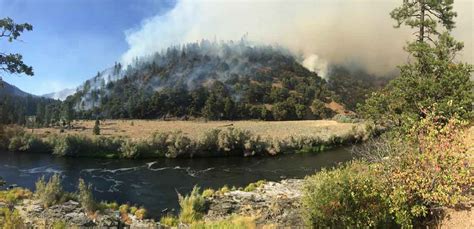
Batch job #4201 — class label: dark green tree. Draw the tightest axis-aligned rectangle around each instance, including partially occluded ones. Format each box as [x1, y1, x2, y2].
[0, 17, 33, 84]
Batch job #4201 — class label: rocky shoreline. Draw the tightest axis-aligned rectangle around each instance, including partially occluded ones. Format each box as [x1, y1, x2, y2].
[12, 199, 157, 228]
[204, 179, 305, 226]
[3, 179, 305, 228]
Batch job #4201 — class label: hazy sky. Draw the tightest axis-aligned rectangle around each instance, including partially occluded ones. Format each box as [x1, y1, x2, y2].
[0, 0, 175, 95]
[1, 0, 472, 95]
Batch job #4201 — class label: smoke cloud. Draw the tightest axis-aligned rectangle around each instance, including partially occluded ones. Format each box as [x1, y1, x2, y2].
[122, 0, 473, 76]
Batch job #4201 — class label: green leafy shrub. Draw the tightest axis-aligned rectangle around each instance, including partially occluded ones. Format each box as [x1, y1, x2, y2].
[217, 128, 253, 155]
[0, 188, 32, 205]
[302, 161, 393, 228]
[134, 207, 147, 220]
[332, 113, 361, 123]
[190, 215, 256, 229]
[166, 132, 194, 158]
[98, 201, 119, 211]
[119, 139, 141, 159]
[51, 135, 93, 157]
[197, 129, 221, 153]
[129, 206, 138, 215]
[201, 188, 215, 198]
[35, 174, 66, 207]
[119, 204, 129, 215]
[52, 221, 67, 229]
[160, 214, 179, 227]
[8, 134, 51, 153]
[178, 186, 207, 224]
[244, 180, 266, 192]
[380, 117, 472, 227]
[0, 208, 24, 229]
[148, 132, 170, 157]
[51, 135, 124, 157]
[0, 125, 25, 150]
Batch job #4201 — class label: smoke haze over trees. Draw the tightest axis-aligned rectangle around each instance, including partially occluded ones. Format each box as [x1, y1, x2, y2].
[122, 0, 473, 77]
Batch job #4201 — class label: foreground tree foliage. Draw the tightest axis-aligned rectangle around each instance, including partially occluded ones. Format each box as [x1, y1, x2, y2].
[0, 17, 33, 83]
[360, 0, 473, 129]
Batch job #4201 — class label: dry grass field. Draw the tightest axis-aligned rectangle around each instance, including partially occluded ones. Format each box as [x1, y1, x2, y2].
[34, 120, 363, 141]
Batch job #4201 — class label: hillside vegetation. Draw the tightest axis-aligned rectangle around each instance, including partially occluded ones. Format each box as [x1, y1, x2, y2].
[64, 41, 344, 121]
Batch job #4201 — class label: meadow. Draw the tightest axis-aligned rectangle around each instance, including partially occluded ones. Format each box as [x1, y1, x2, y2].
[35, 119, 363, 142]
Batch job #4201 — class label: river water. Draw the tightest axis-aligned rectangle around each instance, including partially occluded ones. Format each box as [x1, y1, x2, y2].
[0, 148, 352, 219]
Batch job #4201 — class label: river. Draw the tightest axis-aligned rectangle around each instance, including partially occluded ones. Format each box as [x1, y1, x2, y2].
[0, 148, 352, 219]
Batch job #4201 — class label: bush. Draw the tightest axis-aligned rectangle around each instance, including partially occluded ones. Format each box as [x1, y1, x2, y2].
[178, 186, 207, 224]
[35, 174, 66, 207]
[166, 132, 194, 158]
[190, 215, 256, 229]
[51, 135, 123, 157]
[0, 188, 32, 205]
[148, 132, 170, 157]
[98, 201, 119, 211]
[244, 180, 266, 192]
[78, 178, 96, 213]
[332, 113, 361, 123]
[160, 214, 179, 227]
[0, 208, 24, 228]
[119, 204, 129, 215]
[8, 134, 50, 153]
[0, 125, 25, 150]
[302, 161, 393, 228]
[134, 207, 147, 220]
[201, 188, 215, 198]
[52, 221, 67, 229]
[217, 128, 252, 155]
[197, 129, 221, 153]
[380, 116, 472, 227]
[119, 139, 141, 159]
[51, 135, 93, 157]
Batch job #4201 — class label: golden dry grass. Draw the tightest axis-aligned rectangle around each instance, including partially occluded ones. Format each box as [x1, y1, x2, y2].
[34, 120, 362, 141]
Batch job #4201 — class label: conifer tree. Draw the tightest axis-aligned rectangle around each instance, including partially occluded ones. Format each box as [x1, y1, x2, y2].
[360, 0, 473, 128]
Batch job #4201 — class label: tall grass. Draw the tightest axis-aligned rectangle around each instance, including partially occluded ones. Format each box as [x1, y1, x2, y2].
[178, 186, 207, 224]
[35, 174, 66, 207]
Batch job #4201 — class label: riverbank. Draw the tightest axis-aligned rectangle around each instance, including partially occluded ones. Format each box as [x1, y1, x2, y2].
[3, 176, 472, 228]
[1, 120, 373, 159]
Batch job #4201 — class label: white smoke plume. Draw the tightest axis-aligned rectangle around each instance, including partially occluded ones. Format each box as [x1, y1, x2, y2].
[122, 0, 473, 76]
[302, 54, 329, 78]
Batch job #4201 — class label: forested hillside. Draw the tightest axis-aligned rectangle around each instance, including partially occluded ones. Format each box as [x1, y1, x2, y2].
[1, 40, 392, 125]
[65, 41, 341, 121]
[0, 81, 60, 126]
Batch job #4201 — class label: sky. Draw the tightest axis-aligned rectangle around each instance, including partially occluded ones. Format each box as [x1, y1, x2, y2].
[1, 0, 472, 95]
[0, 0, 176, 95]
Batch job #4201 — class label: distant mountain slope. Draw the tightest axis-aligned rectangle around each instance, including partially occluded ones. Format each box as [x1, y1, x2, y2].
[42, 88, 76, 101]
[0, 80, 61, 125]
[65, 41, 339, 120]
[0, 81, 33, 97]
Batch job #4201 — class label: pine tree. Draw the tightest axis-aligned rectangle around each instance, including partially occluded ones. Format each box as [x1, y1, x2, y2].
[360, 0, 473, 128]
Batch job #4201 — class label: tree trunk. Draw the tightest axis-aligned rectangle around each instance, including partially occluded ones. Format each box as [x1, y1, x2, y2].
[419, 0, 425, 42]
